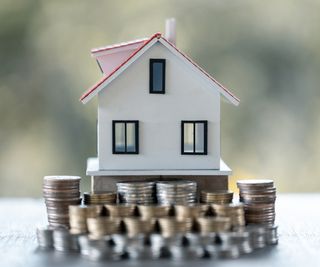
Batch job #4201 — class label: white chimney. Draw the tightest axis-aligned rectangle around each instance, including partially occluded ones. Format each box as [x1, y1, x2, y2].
[165, 18, 176, 45]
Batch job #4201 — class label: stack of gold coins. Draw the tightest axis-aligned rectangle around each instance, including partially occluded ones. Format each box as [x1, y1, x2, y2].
[137, 205, 171, 220]
[211, 203, 245, 228]
[174, 204, 209, 220]
[200, 190, 233, 204]
[196, 217, 231, 234]
[83, 191, 117, 205]
[87, 217, 121, 239]
[105, 204, 136, 218]
[69, 205, 102, 234]
[158, 218, 193, 237]
[43, 176, 81, 228]
[237, 179, 276, 225]
[123, 218, 156, 237]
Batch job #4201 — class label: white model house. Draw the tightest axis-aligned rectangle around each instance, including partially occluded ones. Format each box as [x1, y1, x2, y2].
[81, 20, 239, 191]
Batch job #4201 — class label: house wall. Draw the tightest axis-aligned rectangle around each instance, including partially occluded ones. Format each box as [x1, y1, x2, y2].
[97, 42, 221, 170]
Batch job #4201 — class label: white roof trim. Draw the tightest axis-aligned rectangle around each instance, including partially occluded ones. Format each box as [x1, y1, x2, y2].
[158, 38, 239, 106]
[82, 37, 239, 105]
[81, 38, 158, 104]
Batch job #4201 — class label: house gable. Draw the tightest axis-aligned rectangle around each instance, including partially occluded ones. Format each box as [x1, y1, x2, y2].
[80, 33, 239, 106]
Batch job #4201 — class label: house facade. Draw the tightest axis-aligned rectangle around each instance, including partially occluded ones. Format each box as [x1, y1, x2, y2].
[81, 22, 239, 191]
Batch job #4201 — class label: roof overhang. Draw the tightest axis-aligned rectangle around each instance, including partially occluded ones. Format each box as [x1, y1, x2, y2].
[80, 33, 240, 106]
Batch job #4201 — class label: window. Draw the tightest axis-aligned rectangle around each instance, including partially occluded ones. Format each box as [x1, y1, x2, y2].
[112, 121, 139, 154]
[181, 121, 208, 155]
[149, 59, 166, 94]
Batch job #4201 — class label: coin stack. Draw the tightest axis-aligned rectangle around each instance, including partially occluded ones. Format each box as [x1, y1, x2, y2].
[87, 217, 121, 239]
[117, 181, 156, 204]
[105, 204, 136, 218]
[43, 176, 81, 228]
[158, 218, 193, 237]
[123, 218, 156, 237]
[52, 228, 79, 252]
[212, 203, 245, 228]
[156, 180, 197, 205]
[196, 217, 231, 234]
[69, 205, 102, 234]
[83, 191, 117, 205]
[137, 205, 171, 219]
[36, 226, 54, 249]
[200, 190, 233, 204]
[237, 179, 276, 225]
[174, 204, 209, 220]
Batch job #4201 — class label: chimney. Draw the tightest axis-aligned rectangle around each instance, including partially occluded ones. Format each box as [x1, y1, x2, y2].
[165, 18, 176, 45]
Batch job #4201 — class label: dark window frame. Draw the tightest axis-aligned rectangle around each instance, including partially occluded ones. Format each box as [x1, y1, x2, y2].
[149, 58, 166, 94]
[181, 120, 208, 155]
[112, 120, 139, 154]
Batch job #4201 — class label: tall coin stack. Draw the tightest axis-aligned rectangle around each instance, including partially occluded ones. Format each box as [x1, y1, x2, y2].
[83, 192, 117, 205]
[200, 190, 233, 204]
[43, 176, 81, 228]
[156, 180, 197, 205]
[237, 179, 276, 225]
[117, 181, 156, 204]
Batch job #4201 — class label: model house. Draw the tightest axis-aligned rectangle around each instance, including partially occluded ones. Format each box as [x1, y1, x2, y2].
[80, 19, 239, 191]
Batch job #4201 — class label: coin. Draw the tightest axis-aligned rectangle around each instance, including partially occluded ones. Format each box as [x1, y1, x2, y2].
[196, 217, 231, 234]
[87, 217, 121, 239]
[158, 218, 193, 237]
[201, 190, 233, 204]
[117, 181, 156, 205]
[83, 191, 117, 205]
[123, 218, 156, 237]
[137, 205, 171, 219]
[43, 175, 81, 228]
[212, 203, 245, 228]
[174, 204, 209, 219]
[156, 180, 197, 205]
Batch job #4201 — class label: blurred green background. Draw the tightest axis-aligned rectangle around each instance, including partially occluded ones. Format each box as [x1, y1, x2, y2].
[1, 0, 319, 197]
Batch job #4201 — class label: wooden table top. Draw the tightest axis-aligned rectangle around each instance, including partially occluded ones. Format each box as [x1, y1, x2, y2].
[0, 194, 319, 267]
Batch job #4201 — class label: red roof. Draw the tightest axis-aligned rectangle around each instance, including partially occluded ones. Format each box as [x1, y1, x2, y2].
[91, 37, 149, 54]
[80, 32, 239, 104]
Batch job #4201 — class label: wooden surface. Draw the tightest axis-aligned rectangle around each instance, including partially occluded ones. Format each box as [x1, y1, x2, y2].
[0, 194, 319, 267]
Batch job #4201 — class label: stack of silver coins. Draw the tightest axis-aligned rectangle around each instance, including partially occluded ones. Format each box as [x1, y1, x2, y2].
[43, 176, 81, 227]
[36, 226, 54, 249]
[156, 180, 197, 205]
[117, 181, 156, 204]
[52, 228, 79, 252]
[237, 179, 276, 225]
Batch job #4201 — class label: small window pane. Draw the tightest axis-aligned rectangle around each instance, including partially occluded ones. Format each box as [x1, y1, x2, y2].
[115, 123, 125, 152]
[126, 122, 136, 152]
[152, 62, 163, 92]
[195, 123, 205, 153]
[184, 123, 194, 153]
